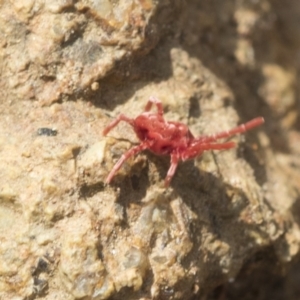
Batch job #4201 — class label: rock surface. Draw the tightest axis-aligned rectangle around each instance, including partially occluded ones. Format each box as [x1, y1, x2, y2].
[1, 0, 300, 299]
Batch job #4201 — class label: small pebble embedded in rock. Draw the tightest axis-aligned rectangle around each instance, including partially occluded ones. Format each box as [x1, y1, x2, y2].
[37, 128, 58, 136]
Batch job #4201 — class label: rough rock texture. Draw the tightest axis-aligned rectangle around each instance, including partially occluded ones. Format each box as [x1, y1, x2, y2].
[0, 0, 181, 105]
[1, 0, 300, 299]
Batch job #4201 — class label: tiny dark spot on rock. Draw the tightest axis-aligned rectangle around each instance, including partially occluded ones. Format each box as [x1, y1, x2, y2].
[72, 147, 81, 158]
[36, 257, 48, 272]
[37, 128, 58, 136]
[33, 277, 48, 295]
[131, 175, 140, 190]
[223, 97, 232, 107]
[162, 286, 174, 296]
[189, 96, 200, 118]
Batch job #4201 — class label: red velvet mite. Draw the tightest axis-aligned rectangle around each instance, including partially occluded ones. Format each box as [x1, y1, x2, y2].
[103, 97, 264, 186]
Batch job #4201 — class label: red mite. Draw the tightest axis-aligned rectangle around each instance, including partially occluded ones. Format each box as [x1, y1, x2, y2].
[103, 97, 264, 186]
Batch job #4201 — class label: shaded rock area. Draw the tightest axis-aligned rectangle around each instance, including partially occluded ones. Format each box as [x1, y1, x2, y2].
[0, 0, 300, 299]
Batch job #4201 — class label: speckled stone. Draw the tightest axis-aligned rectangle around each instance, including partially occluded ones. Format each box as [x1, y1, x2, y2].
[1, 0, 300, 299]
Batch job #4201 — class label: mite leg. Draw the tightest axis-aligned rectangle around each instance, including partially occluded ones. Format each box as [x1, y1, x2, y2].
[105, 142, 149, 184]
[200, 142, 236, 151]
[103, 114, 134, 136]
[144, 96, 164, 116]
[182, 142, 236, 160]
[164, 153, 180, 187]
[197, 117, 264, 143]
